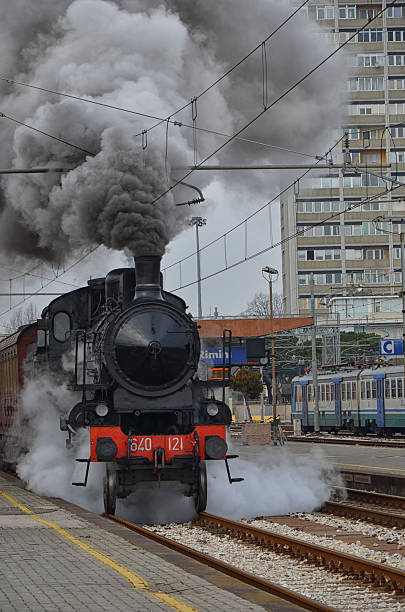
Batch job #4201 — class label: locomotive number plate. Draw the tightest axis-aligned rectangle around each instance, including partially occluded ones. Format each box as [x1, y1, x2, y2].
[167, 436, 183, 451]
[129, 436, 184, 453]
[129, 437, 152, 452]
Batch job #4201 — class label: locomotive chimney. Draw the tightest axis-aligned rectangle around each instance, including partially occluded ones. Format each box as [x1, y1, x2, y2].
[134, 255, 162, 300]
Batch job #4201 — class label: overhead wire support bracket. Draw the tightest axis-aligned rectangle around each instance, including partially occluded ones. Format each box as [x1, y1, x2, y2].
[175, 181, 205, 207]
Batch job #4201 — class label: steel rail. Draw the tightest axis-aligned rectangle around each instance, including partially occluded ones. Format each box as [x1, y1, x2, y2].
[345, 488, 405, 511]
[104, 513, 337, 612]
[287, 435, 405, 448]
[197, 512, 405, 594]
[321, 499, 405, 528]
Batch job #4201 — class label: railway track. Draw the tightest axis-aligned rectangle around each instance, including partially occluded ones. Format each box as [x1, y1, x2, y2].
[105, 513, 337, 612]
[321, 489, 405, 528]
[286, 435, 405, 448]
[196, 512, 405, 595]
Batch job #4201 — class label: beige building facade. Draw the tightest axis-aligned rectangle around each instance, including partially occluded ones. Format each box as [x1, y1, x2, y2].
[282, 1, 405, 319]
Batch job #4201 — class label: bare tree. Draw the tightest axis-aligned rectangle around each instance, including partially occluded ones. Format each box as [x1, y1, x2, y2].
[241, 292, 284, 317]
[3, 304, 38, 334]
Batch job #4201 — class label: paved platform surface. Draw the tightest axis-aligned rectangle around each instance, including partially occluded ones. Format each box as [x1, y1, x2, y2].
[0, 474, 304, 611]
[235, 439, 405, 476]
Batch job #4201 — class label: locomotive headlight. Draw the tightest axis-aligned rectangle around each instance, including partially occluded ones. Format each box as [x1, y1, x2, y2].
[95, 403, 109, 417]
[206, 403, 219, 417]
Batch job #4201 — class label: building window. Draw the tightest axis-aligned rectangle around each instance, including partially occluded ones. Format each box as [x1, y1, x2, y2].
[359, 8, 377, 20]
[298, 248, 340, 261]
[394, 270, 402, 283]
[348, 77, 384, 91]
[391, 151, 405, 163]
[388, 7, 405, 17]
[298, 272, 342, 286]
[346, 249, 363, 260]
[366, 249, 384, 260]
[296, 200, 339, 213]
[389, 78, 405, 90]
[394, 247, 402, 259]
[389, 55, 405, 66]
[343, 175, 361, 188]
[348, 103, 384, 116]
[390, 127, 405, 138]
[298, 224, 340, 238]
[357, 29, 383, 43]
[388, 30, 405, 42]
[339, 5, 355, 19]
[316, 5, 334, 19]
[345, 128, 360, 140]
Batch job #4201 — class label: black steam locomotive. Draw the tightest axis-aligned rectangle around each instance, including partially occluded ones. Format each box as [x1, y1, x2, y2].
[38, 255, 240, 514]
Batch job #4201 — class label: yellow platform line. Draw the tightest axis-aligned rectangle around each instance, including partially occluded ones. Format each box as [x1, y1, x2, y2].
[333, 462, 405, 473]
[0, 491, 198, 612]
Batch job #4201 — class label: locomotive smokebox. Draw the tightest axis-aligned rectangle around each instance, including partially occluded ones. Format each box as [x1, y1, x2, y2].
[134, 255, 162, 300]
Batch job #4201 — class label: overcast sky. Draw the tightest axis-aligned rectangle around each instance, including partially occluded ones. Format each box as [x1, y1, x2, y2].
[0, 0, 347, 331]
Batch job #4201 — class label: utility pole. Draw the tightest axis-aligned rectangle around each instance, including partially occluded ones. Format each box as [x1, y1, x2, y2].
[310, 272, 320, 433]
[375, 215, 405, 376]
[262, 266, 283, 445]
[190, 216, 206, 318]
[401, 232, 405, 382]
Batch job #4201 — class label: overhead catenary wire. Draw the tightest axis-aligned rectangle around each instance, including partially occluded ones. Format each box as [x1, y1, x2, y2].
[147, 0, 400, 208]
[0, 111, 95, 157]
[0, 245, 99, 325]
[166, 182, 405, 294]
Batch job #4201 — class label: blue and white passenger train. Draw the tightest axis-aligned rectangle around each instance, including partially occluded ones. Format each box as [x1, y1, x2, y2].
[292, 365, 405, 435]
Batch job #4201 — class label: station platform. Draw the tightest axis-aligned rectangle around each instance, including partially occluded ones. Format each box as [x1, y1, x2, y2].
[0, 473, 303, 612]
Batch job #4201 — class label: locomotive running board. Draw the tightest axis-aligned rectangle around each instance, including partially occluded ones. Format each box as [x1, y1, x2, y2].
[72, 458, 91, 487]
[224, 454, 244, 484]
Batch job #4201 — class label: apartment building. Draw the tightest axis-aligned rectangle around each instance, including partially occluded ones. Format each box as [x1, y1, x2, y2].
[281, 1, 405, 317]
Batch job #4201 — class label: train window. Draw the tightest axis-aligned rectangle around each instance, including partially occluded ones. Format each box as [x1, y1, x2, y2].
[53, 312, 71, 342]
[398, 378, 403, 399]
[385, 379, 390, 399]
[321, 384, 326, 401]
[372, 380, 376, 399]
[352, 382, 356, 398]
[366, 381, 371, 399]
[37, 329, 46, 348]
[308, 385, 312, 401]
[391, 378, 397, 399]
[348, 383, 352, 401]
[361, 381, 365, 399]
[331, 385, 335, 400]
[326, 385, 330, 401]
[342, 384, 346, 401]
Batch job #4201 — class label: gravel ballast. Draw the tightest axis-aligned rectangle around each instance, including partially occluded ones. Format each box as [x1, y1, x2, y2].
[144, 522, 405, 611]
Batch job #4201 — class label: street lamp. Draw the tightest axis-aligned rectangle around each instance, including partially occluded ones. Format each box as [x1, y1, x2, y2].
[262, 266, 281, 444]
[190, 216, 207, 318]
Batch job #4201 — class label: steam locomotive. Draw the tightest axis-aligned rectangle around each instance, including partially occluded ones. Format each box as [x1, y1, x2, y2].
[34, 254, 240, 514]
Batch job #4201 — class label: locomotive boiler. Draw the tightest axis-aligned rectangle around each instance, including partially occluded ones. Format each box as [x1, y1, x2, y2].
[45, 255, 241, 514]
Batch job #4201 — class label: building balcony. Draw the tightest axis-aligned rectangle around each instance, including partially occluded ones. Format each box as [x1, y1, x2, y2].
[297, 236, 341, 246]
[347, 90, 389, 101]
[344, 234, 389, 244]
[344, 114, 385, 125]
[345, 259, 389, 269]
[298, 260, 342, 270]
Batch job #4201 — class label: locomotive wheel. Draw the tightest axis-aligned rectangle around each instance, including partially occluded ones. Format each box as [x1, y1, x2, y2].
[195, 460, 207, 513]
[103, 463, 117, 515]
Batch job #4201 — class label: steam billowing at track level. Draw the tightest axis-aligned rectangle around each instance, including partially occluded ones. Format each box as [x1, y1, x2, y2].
[0, 0, 345, 265]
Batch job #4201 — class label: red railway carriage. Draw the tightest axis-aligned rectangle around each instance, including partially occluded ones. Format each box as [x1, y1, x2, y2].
[0, 324, 37, 465]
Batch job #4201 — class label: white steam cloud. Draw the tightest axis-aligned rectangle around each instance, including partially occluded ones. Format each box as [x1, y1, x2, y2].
[16, 374, 340, 523]
[0, 0, 346, 264]
[17, 375, 104, 513]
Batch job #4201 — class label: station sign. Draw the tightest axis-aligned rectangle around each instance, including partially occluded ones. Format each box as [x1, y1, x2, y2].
[200, 347, 248, 364]
[379, 339, 404, 356]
